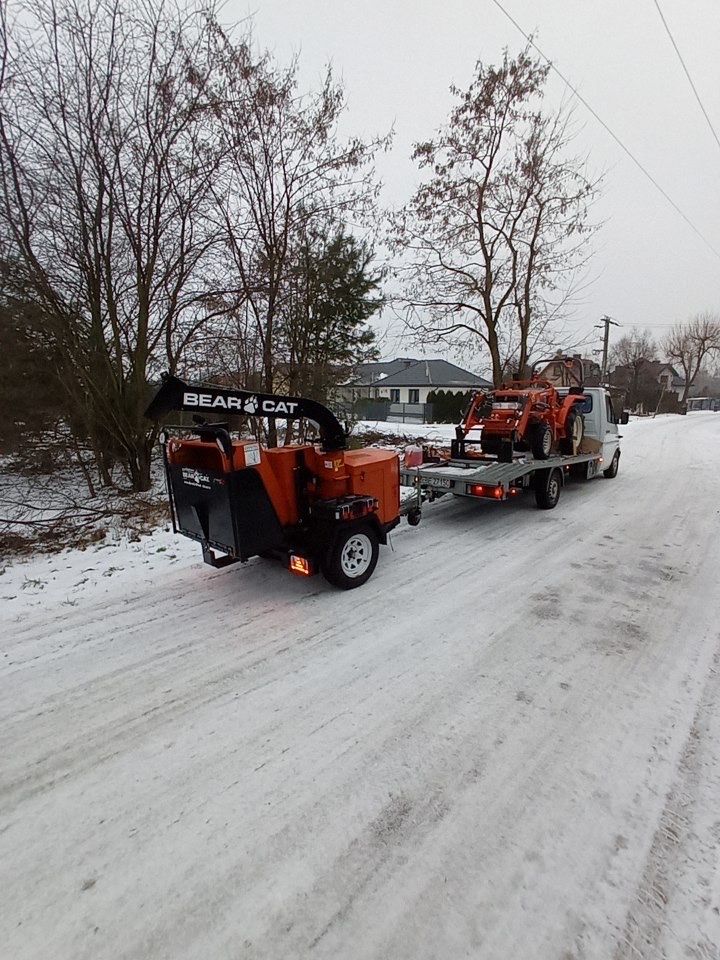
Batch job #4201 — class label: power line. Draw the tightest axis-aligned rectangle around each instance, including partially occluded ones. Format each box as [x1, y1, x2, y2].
[652, 0, 720, 155]
[487, 0, 720, 263]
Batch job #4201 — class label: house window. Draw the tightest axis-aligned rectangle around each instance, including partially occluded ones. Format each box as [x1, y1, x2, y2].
[390, 389, 400, 403]
[408, 389, 420, 404]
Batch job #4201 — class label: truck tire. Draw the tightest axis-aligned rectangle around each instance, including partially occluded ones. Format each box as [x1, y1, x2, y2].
[535, 467, 562, 509]
[531, 423, 553, 460]
[603, 450, 620, 478]
[321, 523, 379, 589]
[560, 410, 584, 455]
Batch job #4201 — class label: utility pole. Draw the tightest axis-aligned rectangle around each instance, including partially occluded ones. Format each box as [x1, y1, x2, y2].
[596, 316, 620, 381]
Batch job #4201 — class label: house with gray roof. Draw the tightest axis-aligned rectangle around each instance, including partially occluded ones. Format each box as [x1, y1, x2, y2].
[338, 358, 491, 405]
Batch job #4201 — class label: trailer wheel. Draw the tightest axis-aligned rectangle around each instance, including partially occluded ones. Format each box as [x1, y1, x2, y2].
[322, 524, 379, 589]
[407, 508, 422, 527]
[531, 423, 553, 460]
[603, 450, 620, 478]
[535, 467, 562, 509]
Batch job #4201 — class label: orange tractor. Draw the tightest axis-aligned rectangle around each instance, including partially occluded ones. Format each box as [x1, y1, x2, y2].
[453, 357, 588, 462]
[145, 375, 402, 589]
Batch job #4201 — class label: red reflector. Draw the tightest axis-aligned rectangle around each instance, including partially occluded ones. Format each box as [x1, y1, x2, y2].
[470, 484, 505, 499]
[289, 555, 312, 576]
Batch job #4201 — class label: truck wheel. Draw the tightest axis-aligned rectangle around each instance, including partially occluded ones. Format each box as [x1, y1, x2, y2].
[531, 423, 553, 460]
[321, 524, 379, 589]
[535, 468, 562, 509]
[603, 451, 620, 478]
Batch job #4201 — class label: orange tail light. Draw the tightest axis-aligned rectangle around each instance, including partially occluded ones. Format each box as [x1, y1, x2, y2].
[289, 555, 313, 576]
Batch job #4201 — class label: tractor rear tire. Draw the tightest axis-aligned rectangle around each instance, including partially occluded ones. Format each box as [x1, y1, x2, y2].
[560, 409, 584, 455]
[535, 467, 562, 509]
[321, 523, 379, 590]
[531, 423, 553, 460]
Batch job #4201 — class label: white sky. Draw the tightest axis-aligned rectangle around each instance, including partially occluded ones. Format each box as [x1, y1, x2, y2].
[238, 0, 720, 369]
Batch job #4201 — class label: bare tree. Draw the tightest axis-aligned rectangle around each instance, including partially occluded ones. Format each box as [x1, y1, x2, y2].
[609, 327, 658, 410]
[609, 327, 657, 368]
[0, 0, 228, 490]
[663, 312, 720, 403]
[391, 46, 599, 386]
[208, 40, 389, 443]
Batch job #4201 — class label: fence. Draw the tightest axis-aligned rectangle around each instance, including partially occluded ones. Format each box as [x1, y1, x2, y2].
[387, 402, 434, 424]
[336, 398, 435, 424]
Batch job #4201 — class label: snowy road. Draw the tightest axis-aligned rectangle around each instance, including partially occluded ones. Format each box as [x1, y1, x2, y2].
[2, 414, 720, 960]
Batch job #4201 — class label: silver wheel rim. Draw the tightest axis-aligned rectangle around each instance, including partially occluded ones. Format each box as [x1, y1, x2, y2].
[340, 533, 372, 578]
[542, 430, 552, 455]
[548, 477, 559, 500]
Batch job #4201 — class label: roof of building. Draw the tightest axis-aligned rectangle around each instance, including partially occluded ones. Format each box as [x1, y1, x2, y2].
[343, 358, 420, 386]
[382, 359, 491, 388]
[611, 358, 685, 385]
[344, 358, 491, 389]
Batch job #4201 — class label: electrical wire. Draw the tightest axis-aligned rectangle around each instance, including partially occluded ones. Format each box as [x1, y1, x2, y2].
[487, 0, 720, 262]
[652, 0, 720, 155]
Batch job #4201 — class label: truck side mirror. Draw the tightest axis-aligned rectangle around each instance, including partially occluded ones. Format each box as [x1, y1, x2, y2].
[620, 410, 630, 425]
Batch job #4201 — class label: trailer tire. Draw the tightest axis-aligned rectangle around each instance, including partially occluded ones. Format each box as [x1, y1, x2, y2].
[535, 467, 562, 509]
[407, 509, 422, 527]
[531, 423, 553, 460]
[603, 450, 620, 478]
[321, 523, 379, 589]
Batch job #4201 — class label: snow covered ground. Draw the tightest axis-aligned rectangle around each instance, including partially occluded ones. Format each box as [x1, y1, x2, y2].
[2, 412, 720, 960]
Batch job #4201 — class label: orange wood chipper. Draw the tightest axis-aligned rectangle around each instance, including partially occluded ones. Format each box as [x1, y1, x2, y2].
[145, 375, 402, 588]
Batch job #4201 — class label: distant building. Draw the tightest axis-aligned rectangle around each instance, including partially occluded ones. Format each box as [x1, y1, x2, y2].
[337, 358, 491, 405]
[610, 358, 686, 412]
[535, 354, 602, 386]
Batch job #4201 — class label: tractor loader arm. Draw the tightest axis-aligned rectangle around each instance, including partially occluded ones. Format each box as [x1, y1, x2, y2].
[145, 374, 347, 452]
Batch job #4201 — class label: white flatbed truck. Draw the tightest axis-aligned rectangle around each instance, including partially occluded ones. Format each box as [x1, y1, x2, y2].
[400, 386, 625, 520]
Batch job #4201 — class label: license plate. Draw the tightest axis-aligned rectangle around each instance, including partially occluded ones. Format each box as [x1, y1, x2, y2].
[427, 476, 452, 489]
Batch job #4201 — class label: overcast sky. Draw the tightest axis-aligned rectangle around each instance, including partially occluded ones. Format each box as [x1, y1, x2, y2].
[237, 0, 719, 368]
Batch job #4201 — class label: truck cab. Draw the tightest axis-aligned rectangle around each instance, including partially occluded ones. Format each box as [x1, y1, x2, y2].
[560, 386, 624, 477]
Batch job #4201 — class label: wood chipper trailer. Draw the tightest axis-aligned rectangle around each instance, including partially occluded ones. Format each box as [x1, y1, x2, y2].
[145, 375, 404, 589]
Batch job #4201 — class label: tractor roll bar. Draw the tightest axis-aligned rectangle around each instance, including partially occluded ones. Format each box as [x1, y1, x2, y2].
[144, 374, 347, 452]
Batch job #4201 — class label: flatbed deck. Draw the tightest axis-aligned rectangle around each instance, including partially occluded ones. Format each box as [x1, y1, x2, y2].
[400, 450, 602, 502]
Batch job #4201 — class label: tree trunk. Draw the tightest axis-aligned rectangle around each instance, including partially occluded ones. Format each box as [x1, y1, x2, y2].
[487, 326, 504, 386]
